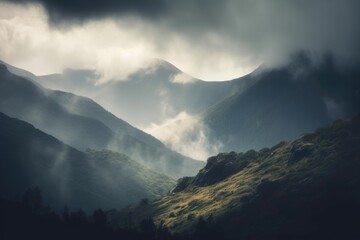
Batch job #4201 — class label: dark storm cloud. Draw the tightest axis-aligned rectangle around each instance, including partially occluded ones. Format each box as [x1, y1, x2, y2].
[1, 0, 360, 75]
[1, 0, 168, 23]
[1, 0, 227, 24]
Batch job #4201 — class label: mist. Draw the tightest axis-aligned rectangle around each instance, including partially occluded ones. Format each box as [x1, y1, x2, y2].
[0, 2, 360, 238]
[145, 112, 222, 160]
[1, 0, 360, 168]
[2, 0, 359, 83]
[0, 2, 255, 82]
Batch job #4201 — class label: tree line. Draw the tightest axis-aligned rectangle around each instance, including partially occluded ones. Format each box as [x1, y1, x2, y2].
[0, 187, 227, 240]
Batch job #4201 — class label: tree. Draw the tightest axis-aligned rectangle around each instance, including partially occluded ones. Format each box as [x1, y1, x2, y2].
[21, 186, 43, 213]
[63, 205, 70, 222]
[191, 216, 227, 240]
[140, 218, 156, 239]
[93, 209, 107, 228]
[69, 209, 87, 226]
[139, 198, 150, 206]
[156, 223, 172, 240]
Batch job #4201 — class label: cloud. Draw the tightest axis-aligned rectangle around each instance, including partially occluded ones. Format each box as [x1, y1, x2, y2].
[0, 3, 158, 80]
[0, 0, 360, 81]
[144, 112, 222, 160]
[170, 73, 195, 84]
[3, 0, 167, 24]
[323, 96, 346, 120]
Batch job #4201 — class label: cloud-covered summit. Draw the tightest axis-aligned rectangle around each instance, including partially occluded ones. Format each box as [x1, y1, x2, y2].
[0, 0, 359, 81]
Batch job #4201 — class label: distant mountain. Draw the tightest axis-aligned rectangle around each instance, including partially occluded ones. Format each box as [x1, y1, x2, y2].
[0, 112, 175, 212]
[204, 54, 360, 152]
[35, 60, 247, 126]
[0, 60, 38, 83]
[0, 64, 204, 178]
[113, 114, 360, 239]
[33, 56, 360, 157]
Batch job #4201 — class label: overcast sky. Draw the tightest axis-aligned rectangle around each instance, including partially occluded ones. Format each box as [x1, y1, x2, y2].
[0, 0, 359, 81]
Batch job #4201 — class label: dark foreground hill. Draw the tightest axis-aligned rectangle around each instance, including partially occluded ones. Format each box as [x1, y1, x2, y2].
[114, 114, 360, 240]
[0, 112, 175, 212]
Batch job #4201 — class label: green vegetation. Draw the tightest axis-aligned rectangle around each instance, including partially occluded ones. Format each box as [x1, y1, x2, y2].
[113, 115, 360, 239]
[1, 187, 229, 240]
[85, 149, 175, 199]
[0, 112, 175, 212]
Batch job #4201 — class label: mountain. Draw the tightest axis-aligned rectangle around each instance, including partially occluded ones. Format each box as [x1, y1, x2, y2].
[0, 60, 39, 83]
[0, 112, 175, 212]
[35, 60, 246, 126]
[0, 64, 204, 178]
[204, 54, 360, 152]
[34, 56, 360, 157]
[112, 114, 360, 239]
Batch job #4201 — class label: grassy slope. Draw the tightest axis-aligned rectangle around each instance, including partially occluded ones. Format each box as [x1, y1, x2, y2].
[0, 113, 176, 212]
[85, 149, 175, 199]
[114, 115, 360, 238]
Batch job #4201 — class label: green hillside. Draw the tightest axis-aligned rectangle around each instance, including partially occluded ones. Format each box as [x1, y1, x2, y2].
[113, 114, 360, 239]
[0, 112, 175, 212]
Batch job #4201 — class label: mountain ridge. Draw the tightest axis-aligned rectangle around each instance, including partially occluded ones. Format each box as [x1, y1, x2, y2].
[111, 114, 360, 239]
[0, 63, 204, 178]
[203, 54, 360, 152]
[0, 111, 176, 212]
[32, 59, 246, 126]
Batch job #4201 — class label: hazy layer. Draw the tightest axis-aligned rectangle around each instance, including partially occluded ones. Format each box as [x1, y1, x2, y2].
[2, 0, 359, 82]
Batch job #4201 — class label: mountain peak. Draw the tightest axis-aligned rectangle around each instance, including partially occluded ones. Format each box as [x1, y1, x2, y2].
[150, 58, 183, 73]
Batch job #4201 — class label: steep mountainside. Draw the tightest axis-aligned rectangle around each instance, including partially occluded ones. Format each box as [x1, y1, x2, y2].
[0, 112, 175, 212]
[34, 56, 360, 157]
[204, 55, 360, 152]
[113, 114, 360, 239]
[0, 64, 204, 178]
[35, 60, 247, 126]
[0, 60, 39, 83]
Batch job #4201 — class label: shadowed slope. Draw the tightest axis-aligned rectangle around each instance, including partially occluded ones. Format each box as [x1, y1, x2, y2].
[0, 112, 175, 212]
[114, 114, 360, 239]
[0, 64, 204, 178]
